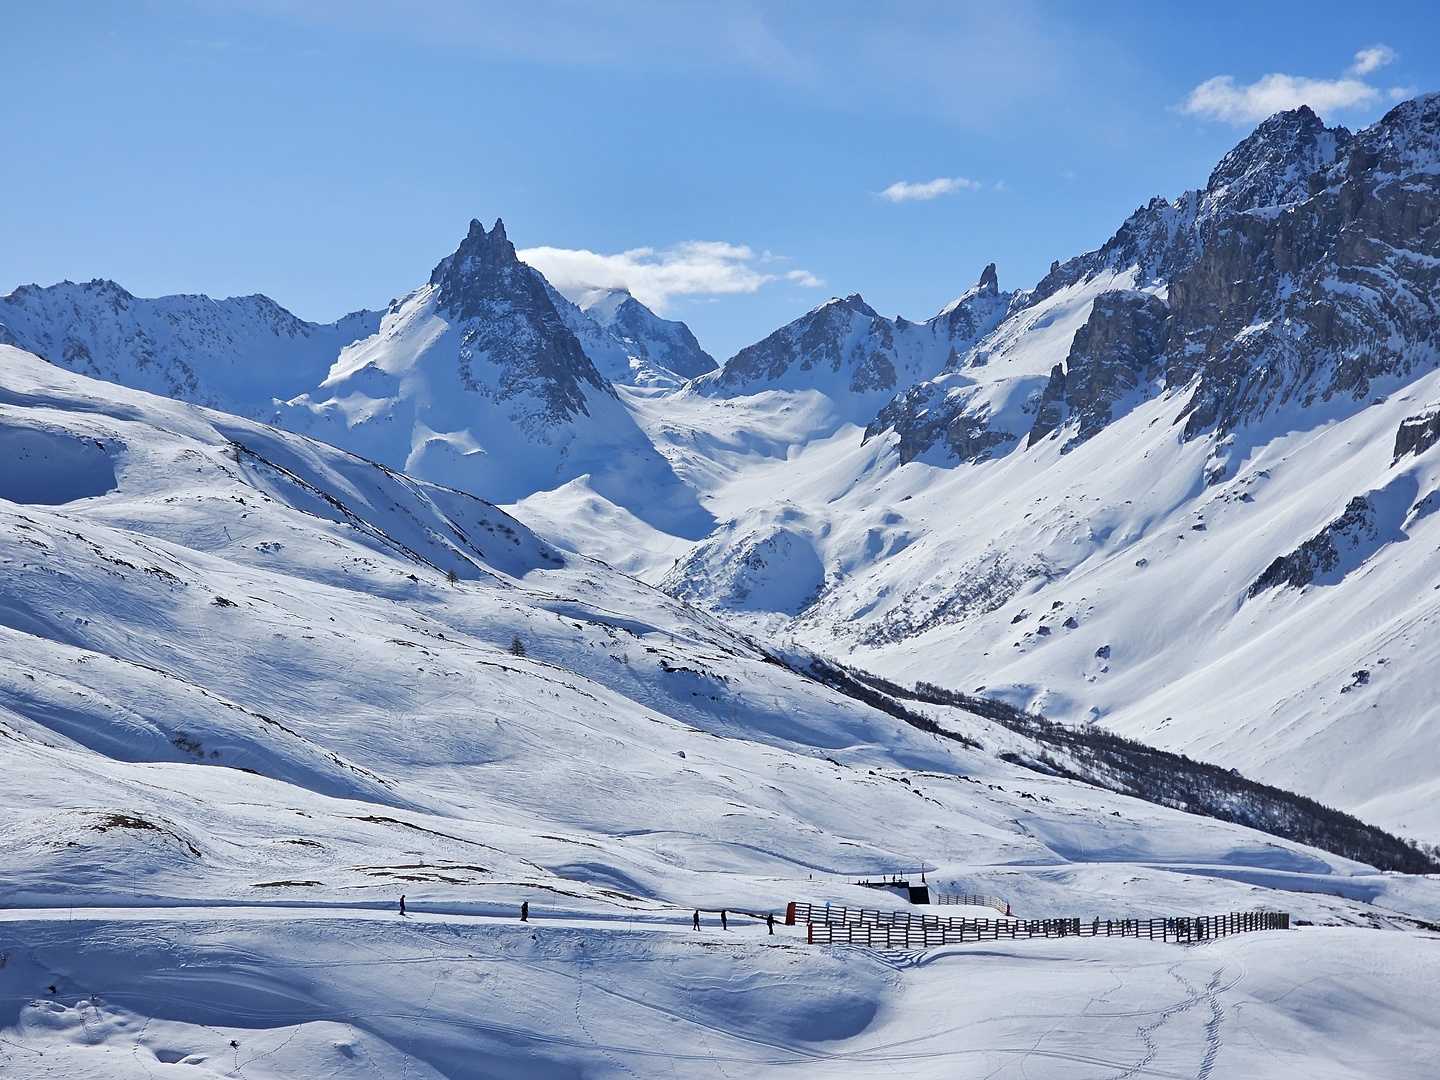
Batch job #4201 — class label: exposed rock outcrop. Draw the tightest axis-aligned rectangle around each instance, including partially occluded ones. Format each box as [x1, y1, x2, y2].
[871, 95, 1440, 462]
[1248, 496, 1376, 595]
[429, 218, 612, 427]
[1026, 290, 1170, 449]
[1394, 407, 1440, 461]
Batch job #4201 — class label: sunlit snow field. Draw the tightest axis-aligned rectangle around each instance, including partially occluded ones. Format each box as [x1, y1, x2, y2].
[2, 346, 1439, 1077]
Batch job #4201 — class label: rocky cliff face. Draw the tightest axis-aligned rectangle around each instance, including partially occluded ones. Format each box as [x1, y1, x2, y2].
[1395, 406, 1440, 461]
[426, 218, 613, 430]
[1026, 290, 1170, 450]
[871, 96, 1440, 464]
[1027, 106, 1349, 306]
[1169, 95, 1440, 440]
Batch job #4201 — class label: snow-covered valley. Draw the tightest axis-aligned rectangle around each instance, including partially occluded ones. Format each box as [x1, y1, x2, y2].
[5, 92, 1440, 1077]
[2, 340, 1440, 1075]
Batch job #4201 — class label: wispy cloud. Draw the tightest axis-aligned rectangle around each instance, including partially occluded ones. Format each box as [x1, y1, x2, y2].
[1182, 46, 1401, 125]
[1348, 45, 1397, 77]
[517, 241, 822, 315]
[876, 176, 982, 203]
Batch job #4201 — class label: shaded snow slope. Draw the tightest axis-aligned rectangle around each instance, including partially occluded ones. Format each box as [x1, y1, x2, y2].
[552, 283, 718, 385]
[5, 917, 1440, 1079]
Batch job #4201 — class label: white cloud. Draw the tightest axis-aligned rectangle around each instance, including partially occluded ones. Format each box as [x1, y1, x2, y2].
[517, 241, 822, 315]
[876, 176, 981, 203]
[1181, 46, 1400, 124]
[1349, 45, 1397, 77]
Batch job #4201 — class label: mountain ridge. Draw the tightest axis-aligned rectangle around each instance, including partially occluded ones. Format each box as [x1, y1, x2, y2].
[6, 93, 1440, 846]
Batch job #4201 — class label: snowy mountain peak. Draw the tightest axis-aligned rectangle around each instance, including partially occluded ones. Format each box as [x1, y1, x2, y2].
[563, 285, 630, 322]
[1331, 90, 1440, 184]
[0, 278, 379, 419]
[937, 264, 1005, 319]
[280, 219, 713, 533]
[553, 284, 718, 383]
[1205, 104, 1349, 215]
[427, 216, 543, 323]
[833, 293, 880, 317]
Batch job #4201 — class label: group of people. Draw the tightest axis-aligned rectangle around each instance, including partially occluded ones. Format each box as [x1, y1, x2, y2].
[693, 909, 776, 934]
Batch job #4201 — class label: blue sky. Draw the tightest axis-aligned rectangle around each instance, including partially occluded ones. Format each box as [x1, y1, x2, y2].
[5, 1, 1437, 360]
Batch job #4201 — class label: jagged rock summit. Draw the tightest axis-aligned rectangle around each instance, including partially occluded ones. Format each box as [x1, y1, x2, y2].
[0, 218, 718, 528]
[421, 215, 611, 429]
[869, 94, 1440, 466]
[695, 267, 1012, 435]
[281, 218, 712, 528]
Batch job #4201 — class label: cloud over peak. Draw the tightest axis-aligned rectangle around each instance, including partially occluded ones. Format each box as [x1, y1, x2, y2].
[517, 241, 821, 315]
[1349, 45, 1397, 78]
[1182, 46, 1401, 125]
[876, 176, 981, 203]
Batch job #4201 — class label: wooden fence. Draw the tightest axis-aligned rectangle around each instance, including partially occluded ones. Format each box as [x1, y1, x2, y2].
[787, 901, 1011, 929]
[934, 892, 1010, 915]
[804, 910, 1289, 948]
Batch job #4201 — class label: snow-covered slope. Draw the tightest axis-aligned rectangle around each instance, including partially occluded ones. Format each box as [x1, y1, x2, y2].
[3, 344, 1440, 1077]
[626, 94, 1440, 846]
[550, 283, 718, 386]
[7, 96, 1440, 860]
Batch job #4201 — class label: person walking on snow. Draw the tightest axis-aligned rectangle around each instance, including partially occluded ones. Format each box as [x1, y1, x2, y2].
[521, 901, 529, 922]
[721, 909, 728, 931]
[767, 912, 775, 935]
[399, 895, 406, 916]
[693, 910, 700, 930]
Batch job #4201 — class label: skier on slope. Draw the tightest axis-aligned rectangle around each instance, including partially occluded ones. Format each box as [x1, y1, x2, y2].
[399, 894, 406, 916]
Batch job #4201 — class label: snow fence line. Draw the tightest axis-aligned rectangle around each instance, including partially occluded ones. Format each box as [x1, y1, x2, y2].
[786, 899, 1010, 927]
[933, 892, 1010, 914]
[800, 910, 1290, 948]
